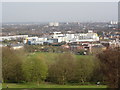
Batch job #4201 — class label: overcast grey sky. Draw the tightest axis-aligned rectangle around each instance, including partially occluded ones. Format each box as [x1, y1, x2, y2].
[2, 2, 118, 22]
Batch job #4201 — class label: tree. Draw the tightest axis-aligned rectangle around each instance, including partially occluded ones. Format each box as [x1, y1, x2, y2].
[48, 53, 76, 84]
[90, 58, 104, 83]
[75, 57, 95, 83]
[2, 47, 24, 83]
[22, 56, 48, 84]
[0, 47, 2, 83]
[97, 48, 120, 88]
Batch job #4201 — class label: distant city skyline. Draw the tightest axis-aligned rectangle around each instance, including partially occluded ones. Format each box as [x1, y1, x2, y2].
[2, 2, 118, 23]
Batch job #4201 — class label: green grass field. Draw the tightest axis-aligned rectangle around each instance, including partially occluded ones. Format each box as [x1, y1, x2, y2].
[2, 83, 107, 88]
[29, 52, 94, 61]
[27, 52, 94, 66]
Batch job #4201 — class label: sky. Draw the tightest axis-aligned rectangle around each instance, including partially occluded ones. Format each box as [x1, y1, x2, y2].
[1, 0, 120, 2]
[1, 2, 118, 23]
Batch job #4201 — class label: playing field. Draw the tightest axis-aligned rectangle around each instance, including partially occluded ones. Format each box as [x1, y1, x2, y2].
[29, 52, 94, 61]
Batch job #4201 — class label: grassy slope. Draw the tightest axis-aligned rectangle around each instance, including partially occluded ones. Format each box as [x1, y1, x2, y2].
[2, 83, 107, 88]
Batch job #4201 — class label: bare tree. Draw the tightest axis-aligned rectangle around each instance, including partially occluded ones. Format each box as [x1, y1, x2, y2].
[97, 47, 120, 88]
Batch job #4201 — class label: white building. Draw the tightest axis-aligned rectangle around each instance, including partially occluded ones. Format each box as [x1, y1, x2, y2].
[110, 21, 118, 25]
[49, 22, 59, 26]
[0, 35, 28, 41]
[76, 32, 99, 42]
[27, 37, 47, 45]
[51, 30, 99, 43]
[11, 44, 24, 50]
[21, 30, 100, 45]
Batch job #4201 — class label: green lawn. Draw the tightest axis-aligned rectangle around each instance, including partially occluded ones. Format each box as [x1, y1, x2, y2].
[28, 52, 94, 66]
[76, 55, 94, 60]
[29, 52, 94, 61]
[2, 83, 107, 88]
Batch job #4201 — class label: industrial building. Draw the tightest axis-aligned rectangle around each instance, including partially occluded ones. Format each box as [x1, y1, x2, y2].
[50, 30, 99, 43]
[0, 35, 28, 41]
[27, 30, 99, 45]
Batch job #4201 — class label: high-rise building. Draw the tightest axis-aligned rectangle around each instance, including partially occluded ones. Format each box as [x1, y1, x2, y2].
[49, 22, 59, 26]
[118, 1, 120, 30]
